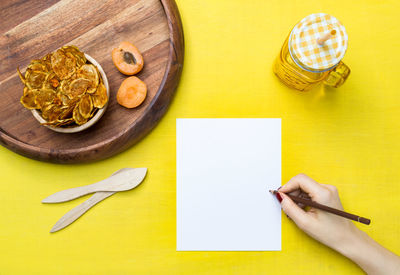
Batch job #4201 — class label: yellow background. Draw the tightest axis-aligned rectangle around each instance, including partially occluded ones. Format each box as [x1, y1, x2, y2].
[1, 0, 400, 274]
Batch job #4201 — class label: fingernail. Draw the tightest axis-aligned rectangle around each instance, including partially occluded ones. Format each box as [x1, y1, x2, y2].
[275, 192, 283, 203]
[277, 186, 282, 190]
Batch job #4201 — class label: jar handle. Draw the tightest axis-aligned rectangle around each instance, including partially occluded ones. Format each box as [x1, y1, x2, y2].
[324, 61, 351, 88]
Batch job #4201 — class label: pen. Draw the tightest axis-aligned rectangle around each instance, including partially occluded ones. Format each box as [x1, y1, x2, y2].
[270, 190, 371, 225]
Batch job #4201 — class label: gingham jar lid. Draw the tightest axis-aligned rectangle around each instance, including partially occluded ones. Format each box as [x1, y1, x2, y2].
[289, 13, 348, 72]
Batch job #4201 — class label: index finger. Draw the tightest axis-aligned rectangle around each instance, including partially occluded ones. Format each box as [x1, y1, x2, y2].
[279, 174, 325, 199]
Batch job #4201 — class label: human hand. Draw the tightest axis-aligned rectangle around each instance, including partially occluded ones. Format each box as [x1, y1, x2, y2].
[276, 174, 400, 274]
[276, 174, 359, 252]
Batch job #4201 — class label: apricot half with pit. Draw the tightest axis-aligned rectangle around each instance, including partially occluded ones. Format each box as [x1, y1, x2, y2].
[112, 41, 144, 75]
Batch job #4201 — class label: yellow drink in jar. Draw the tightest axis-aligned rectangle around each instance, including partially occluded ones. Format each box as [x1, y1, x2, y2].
[273, 13, 351, 91]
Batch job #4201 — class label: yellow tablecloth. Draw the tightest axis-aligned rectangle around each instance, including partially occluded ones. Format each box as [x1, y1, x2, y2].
[1, 0, 399, 274]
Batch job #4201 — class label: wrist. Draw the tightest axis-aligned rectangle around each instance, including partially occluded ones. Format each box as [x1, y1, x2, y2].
[334, 226, 400, 275]
[332, 224, 365, 258]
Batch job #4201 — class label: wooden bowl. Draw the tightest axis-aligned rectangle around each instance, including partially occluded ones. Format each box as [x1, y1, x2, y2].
[31, 54, 110, 133]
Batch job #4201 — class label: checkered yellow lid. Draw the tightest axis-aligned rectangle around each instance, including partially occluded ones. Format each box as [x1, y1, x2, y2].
[289, 13, 348, 72]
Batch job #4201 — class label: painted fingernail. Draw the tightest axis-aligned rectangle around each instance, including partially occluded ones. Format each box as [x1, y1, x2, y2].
[277, 186, 282, 190]
[275, 192, 283, 203]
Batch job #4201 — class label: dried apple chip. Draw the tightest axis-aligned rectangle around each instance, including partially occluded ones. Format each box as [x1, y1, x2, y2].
[72, 103, 88, 125]
[42, 53, 53, 71]
[55, 118, 75, 127]
[68, 78, 91, 99]
[27, 60, 48, 72]
[78, 94, 93, 119]
[63, 45, 86, 67]
[20, 88, 39, 109]
[17, 68, 25, 84]
[43, 72, 60, 90]
[25, 69, 47, 89]
[42, 118, 74, 127]
[59, 100, 79, 120]
[35, 88, 56, 108]
[40, 103, 53, 121]
[91, 81, 108, 108]
[51, 49, 76, 80]
[76, 64, 99, 92]
[41, 104, 63, 122]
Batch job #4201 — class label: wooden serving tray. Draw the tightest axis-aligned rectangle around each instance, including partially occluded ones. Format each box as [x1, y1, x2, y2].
[0, 0, 184, 163]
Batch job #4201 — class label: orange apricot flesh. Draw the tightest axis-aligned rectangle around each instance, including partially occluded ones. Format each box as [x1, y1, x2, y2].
[117, 76, 147, 108]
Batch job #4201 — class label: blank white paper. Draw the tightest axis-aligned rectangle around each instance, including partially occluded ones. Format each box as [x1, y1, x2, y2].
[177, 118, 281, 251]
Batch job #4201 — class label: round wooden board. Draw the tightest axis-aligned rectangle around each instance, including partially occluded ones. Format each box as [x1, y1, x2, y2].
[0, 0, 184, 163]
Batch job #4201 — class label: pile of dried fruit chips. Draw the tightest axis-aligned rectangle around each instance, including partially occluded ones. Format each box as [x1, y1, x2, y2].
[19, 46, 108, 127]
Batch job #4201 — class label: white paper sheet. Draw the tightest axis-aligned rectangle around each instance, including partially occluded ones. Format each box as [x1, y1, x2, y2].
[177, 118, 281, 251]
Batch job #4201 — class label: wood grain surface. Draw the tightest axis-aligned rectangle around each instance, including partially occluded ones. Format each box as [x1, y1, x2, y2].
[0, 0, 184, 163]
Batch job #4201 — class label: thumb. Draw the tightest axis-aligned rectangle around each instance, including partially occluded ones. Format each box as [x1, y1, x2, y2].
[280, 192, 312, 230]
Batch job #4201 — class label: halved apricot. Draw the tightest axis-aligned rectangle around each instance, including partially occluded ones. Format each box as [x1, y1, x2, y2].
[112, 41, 144, 75]
[117, 76, 147, 108]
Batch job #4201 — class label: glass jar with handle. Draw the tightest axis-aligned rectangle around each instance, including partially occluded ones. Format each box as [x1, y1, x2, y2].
[273, 13, 350, 91]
